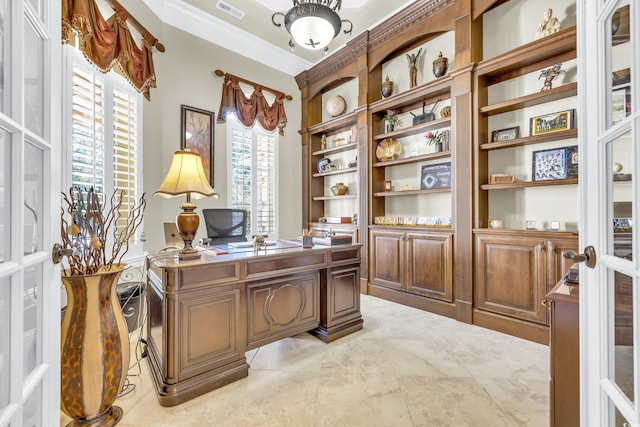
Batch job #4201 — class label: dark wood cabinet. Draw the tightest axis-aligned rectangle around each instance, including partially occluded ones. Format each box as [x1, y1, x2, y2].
[546, 278, 579, 427]
[369, 227, 454, 314]
[475, 232, 548, 324]
[474, 230, 577, 343]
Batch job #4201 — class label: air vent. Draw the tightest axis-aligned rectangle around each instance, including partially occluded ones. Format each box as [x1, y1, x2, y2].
[216, 1, 245, 19]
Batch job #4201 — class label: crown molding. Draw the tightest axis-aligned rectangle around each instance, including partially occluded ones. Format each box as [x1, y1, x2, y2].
[143, 0, 313, 76]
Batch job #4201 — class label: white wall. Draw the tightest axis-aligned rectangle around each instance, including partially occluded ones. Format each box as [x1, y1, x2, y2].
[124, 2, 302, 251]
[483, 0, 577, 58]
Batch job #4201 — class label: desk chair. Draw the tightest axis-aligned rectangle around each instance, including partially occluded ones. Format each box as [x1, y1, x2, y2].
[201, 208, 248, 245]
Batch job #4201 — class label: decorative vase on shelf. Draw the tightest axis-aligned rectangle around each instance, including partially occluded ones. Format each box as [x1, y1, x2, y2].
[433, 51, 449, 78]
[326, 95, 346, 117]
[331, 182, 349, 196]
[435, 142, 443, 152]
[381, 75, 394, 98]
[385, 123, 395, 133]
[60, 264, 130, 427]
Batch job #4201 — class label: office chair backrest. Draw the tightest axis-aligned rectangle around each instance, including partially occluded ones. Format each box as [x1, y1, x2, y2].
[202, 209, 248, 244]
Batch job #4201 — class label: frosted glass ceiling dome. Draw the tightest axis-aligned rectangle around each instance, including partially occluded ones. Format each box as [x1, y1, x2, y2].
[272, 1, 353, 52]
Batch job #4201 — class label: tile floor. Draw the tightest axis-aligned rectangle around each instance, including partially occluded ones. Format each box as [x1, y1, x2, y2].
[61, 295, 550, 427]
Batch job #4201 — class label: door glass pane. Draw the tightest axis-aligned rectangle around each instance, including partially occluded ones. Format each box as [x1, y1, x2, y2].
[0, 128, 10, 263]
[610, 131, 633, 260]
[22, 381, 41, 427]
[0, 0, 9, 115]
[0, 277, 9, 411]
[610, 4, 632, 129]
[24, 141, 42, 254]
[24, 17, 43, 137]
[609, 267, 634, 402]
[23, 264, 42, 380]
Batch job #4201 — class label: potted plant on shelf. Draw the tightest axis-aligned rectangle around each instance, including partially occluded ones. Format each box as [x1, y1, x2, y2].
[383, 109, 398, 132]
[58, 187, 146, 427]
[425, 130, 444, 152]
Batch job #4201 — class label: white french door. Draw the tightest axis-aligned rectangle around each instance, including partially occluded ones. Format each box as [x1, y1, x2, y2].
[581, 0, 640, 425]
[0, 0, 61, 426]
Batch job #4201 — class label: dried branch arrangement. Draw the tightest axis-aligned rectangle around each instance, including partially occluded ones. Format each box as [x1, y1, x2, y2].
[60, 187, 146, 276]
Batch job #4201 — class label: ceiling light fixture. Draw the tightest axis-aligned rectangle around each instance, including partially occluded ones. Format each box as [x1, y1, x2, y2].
[272, 0, 353, 53]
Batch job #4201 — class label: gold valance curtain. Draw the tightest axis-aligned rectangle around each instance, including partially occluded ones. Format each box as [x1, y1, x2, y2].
[62, 0, 157, 100]
[217, 74, 288, 136]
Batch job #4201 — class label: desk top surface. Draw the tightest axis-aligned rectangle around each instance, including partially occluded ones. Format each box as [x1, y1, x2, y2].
[148, 239, 360, 268]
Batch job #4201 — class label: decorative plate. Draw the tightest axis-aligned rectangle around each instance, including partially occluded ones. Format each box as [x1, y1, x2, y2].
[326, 95, 346, 117]
[376, 138, 401, 161]
[317, 157, 332, 173]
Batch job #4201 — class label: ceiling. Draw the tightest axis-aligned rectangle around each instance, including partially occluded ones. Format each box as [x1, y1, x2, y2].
[143, 0, 416, 76]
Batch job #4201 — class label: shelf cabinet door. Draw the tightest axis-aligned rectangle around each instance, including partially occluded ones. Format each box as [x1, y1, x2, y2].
[405, 232, 454, 302]
[370, 230, 404, 290]
[475, 234, 548, 324]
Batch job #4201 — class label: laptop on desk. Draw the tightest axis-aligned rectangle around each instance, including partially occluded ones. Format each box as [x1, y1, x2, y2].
[163, 222, 183, 248]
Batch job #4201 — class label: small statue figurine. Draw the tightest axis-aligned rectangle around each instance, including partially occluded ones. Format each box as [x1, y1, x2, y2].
[252, 234, 267, 253]
[352, 213, 358, 225]
[536, 8, 563, 39]
[539, 63, 565, 91]
[406, 48, 422, 88]
[321, 134, 327, 150]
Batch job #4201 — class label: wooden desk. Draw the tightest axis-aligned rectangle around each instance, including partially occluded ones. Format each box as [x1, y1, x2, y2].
[545, 276, 579, 427]
[145, 241, 363, 406]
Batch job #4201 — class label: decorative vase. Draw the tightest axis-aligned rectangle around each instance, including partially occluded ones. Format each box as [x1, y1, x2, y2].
[385, 123, 394, 133]
[60, 264, 129, 427]
[331, 182, 349, 196]
[326, 95, 346, 117]
[434, 142, 443, 152]
[433, 51, 449, 78]
[381, 75, 394, 98]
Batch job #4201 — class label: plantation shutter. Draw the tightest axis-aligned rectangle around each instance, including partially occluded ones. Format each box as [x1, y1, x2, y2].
[112, 87, 140, 244]
[255, 133, 275, 235]
[229, 119, 278, 238]
[69, 50, 142, 247]
[71, 65, 106, 196]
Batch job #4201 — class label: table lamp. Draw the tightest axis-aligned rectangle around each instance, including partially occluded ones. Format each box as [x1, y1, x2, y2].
[154, 150, 219, 260]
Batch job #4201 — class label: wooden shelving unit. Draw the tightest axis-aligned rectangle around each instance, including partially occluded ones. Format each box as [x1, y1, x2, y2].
[481, 178, 578, 190]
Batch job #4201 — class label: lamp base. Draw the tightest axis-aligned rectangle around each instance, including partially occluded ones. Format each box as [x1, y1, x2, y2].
[176, 204, 201, 261]
[176, 249, 201, 261]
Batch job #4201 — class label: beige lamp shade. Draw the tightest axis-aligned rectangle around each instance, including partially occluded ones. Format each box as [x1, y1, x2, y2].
[154, 150, 219, 199]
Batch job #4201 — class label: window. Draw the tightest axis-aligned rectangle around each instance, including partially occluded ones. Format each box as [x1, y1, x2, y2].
[64, 47, 143, 254]
[228, 116, 278, 239]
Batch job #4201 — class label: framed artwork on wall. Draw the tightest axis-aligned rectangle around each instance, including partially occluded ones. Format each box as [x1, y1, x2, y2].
[181, 105, 215, 186]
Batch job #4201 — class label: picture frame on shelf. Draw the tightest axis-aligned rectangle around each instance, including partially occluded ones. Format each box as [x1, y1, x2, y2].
[529, 109, 575, 136]
[181, 105, 215, 185]
[532, 145, 578, 181]
[420, 162, 451, 190]
[612, 88, 630, 123]
[491, 126, 520, 142]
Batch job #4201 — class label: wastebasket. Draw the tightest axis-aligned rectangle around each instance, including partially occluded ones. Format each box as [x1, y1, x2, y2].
[116, 282, 143, 333]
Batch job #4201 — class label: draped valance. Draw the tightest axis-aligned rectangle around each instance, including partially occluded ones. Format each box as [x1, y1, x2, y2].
[62, 0, 158, 100]
[217, 74, 288, 136]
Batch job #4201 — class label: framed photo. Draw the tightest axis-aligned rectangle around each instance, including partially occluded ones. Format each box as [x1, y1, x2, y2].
[529, 109, 575, 136]
[612, 88, 630, 123]
[181, 105, 215, 186]
[532, 145, 578, 181]
[491, 126, 520, 142]
[420, 162, 452, 190]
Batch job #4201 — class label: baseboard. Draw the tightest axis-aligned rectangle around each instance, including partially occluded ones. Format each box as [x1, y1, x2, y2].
[473, 309, 549, 345]
[368, 283, 456, 319]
